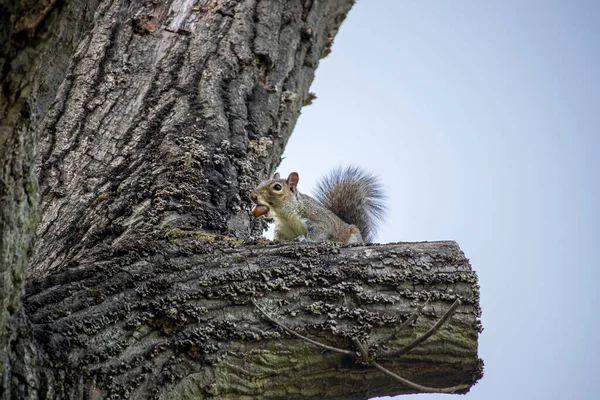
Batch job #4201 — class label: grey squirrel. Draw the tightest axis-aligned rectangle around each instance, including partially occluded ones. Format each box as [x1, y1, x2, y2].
[249, 166, 386, 244]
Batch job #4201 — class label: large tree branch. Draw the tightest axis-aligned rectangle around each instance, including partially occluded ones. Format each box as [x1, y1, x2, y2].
[23, 239, 482, 399]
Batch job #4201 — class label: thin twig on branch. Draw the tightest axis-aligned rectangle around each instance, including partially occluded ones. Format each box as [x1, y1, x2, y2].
[396, 295, 432, 331]
[391, 299, 462, 357]
[251, 299, 356, 357]
[378, 294, 432, 346]
[253, 297, 470, 394]
[352, 338, 469, 393]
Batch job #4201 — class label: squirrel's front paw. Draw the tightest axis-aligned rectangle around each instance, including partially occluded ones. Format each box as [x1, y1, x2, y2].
[294, 235, 309, 242]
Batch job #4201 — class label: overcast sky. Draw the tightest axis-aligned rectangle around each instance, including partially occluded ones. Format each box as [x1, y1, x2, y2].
[273, 1, 599, 399]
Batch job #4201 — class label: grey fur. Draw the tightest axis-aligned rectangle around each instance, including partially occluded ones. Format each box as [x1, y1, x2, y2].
[314, 166, 387, 242]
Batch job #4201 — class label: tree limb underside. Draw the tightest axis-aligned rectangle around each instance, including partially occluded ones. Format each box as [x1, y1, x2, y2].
[23, 239, 482, 399]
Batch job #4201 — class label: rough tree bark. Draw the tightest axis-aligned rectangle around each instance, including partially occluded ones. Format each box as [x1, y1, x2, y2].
[1, 0, 483, 399]
[1, 0, 100, 394]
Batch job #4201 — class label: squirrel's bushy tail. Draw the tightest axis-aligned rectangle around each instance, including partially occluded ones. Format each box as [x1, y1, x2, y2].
[314, 166, 386, 242]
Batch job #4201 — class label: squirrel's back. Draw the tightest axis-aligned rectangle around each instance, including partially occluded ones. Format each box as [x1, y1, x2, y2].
[314, 166, 386, 242]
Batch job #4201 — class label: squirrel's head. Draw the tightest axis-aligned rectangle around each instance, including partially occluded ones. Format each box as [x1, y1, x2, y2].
[249, 172, 299, 218]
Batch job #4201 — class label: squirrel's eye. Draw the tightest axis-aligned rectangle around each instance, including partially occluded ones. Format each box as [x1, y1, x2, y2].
[273, 184, 282, 191]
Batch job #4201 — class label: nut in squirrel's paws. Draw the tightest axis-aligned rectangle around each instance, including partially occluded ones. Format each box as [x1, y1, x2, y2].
[251, 205, 269, 217]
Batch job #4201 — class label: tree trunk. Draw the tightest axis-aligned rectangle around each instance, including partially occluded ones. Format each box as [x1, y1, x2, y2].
[1, 0, 483, 399]
[1, 0, 99, 395]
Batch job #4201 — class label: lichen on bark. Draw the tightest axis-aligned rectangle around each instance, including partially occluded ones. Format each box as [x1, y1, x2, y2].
[1, 0, 483, 398]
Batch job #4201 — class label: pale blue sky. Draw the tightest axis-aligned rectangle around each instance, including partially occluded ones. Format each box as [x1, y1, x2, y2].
[275, 1, 599, 399]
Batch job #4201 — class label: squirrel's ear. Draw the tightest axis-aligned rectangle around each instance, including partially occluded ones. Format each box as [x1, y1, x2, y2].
[287, 172, 299, 192]
[273, 172, 280, 180]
